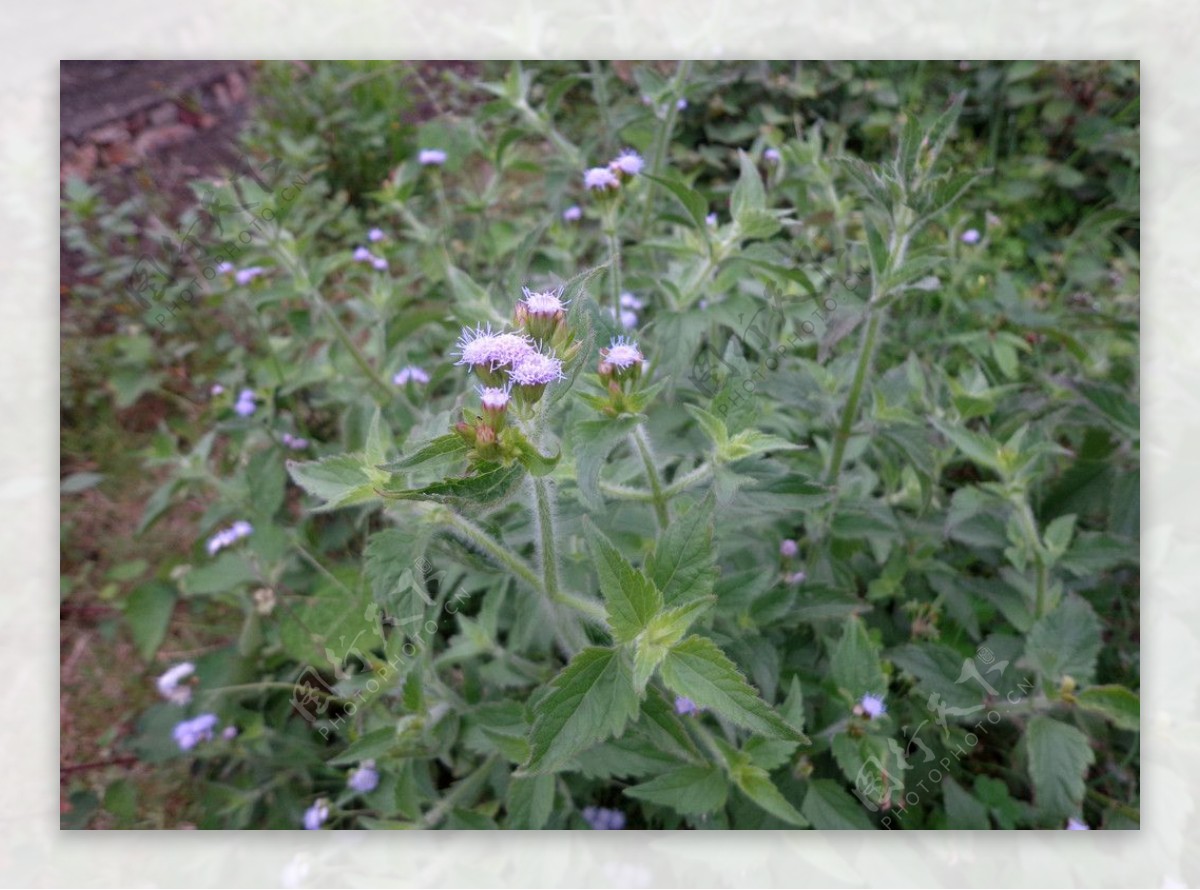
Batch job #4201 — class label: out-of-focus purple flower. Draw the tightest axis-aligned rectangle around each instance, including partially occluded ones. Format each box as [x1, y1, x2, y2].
[584, 167, 620, 192]
[221, 725, 238, 740]
[207, 520, 254, 556]
[764, 148, 781, 163]
[418, 148, 447, 166]
[280, 432, 309, 451]
[619, 309, 638, 329]
[173, 713, 219, 751]
[347, 760, 379, 794]
[303, 800, 329, 830]
[706, 212, 718, 227]
[210, 384, 225, 396]
[858, 693, 887, 720]
[156, 662, 195, 705]
[676, 98, 688, 111]
[780, 538, 799, 558]
[368, 227, 385, 242]
[610, 149, 645, 176]
[372, 256, 389, 271]
[1066, 817, 1090, 831]
[961, 228, 981, 244]
[562, 205, 582, 222]
[352, 246, 373, 262]
[216, 261, 234, 275]
[234, 388, 256, 417]
[235, 266, 265, 286]
[619, 292, 644, 311]
[674, 695, 701, 716]
[582, 806, 626, 830]
[785, 570, 806, 585]
[393, 365, 431, 386]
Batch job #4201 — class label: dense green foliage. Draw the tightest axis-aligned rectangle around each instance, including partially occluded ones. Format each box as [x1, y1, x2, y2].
[61, 61, 1139, 830]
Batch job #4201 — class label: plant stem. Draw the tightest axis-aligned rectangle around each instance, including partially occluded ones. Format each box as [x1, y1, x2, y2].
[602, 202, 622, 319]
[632, 425, 669, 528]
[599, 461, 714, 501]
[825, 310, 883, 487]
[445, 510, 543, 591]
[639, 61, 692, 237]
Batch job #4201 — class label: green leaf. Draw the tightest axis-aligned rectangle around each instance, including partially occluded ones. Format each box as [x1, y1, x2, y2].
[1024, 595, 1102, 685]
[183, 552, 259, 596]
[583, 519, 663, 644]
[642, 173, 708, 229]
[524, 647, 640, 774]
[659, 635, 808, 742]
[685, 403, 729, 449]
[364, 526, 434, 622]
[646, 492, 717, 608]
[572, 415, 641, 510]
[287, 454, 380, 511]
[380, 434, 469, 473]
[327, 727, 401, 766]
[829, 616, 886, 700]
[247, 448, 286, 519]
[123, 581, 176, 662]
[506, 774, 555, 829]
[624, 765, 728, 816]
[943, 775, 990, 829]
[732, 762, 808, 826]
[506, 428, 562, 477]
[802, 779, 876, 829]
[731, 150, 767, 221]
[721, 429, 804, 463]
[1025, 716, 1095, 820]
[380, 462, 525, 507]
[929, 417, 1005, 474]
[1043, 513, 1077, 562]
[1075, 685, 1140, 731]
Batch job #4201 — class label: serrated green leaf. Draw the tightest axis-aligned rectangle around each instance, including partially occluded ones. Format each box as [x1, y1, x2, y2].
[379, 462, 525, 506]
[930, 418, 1005, 474]
[583, 519, 663, 643]
[1075, 685, 1140, 731]
[732, 763, 807, 826]
[506, 773, 555, 829]
[1024, 595, 1102, 685]
[721, 429, 804, 463]
[327, 727, 400, 766]
[646, 492, 717, 608]
[829, 616, 886, 700]
[123, 581, 176, 662]
[1025, 716, 1095, 820]
[572, 415, 641, 510]
[731, 150, 767, 221]
[642, 173, 708, 229]
[287, 454, 380, 511]
[660, 635, 807, 742]
[506, 428, 562, 477]
[685, 404, 729, 449]
[380, 434, 469, 473]
[942, 775, 990, 829]
[625, 765, 728, 816]
[524, 647, 640, 774]
[364, 526, 434, 623]
[802, 778, 876, 829]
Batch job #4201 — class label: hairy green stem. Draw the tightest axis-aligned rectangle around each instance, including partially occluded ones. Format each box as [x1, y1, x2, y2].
[632, 425, 669, 528]
[825, 310, 883, 487]
[599, 461, 714, 501]
[602, 203, 623, 319]
[639, 61, 693, 236]
[444, 510, 543, 591]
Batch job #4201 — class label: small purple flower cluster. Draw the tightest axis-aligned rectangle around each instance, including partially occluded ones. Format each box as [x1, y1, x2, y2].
[347, 760, 379, 794]
[674, 695, 702, 716]
[418, 148, 447, 166]
[172, 713, 218, 750]
[393, 365, 431, 386]
[280, 432, 309, 451]
[584, 148, 645, 193]
[234, 388, 256, 417]
[352, 245, 389, 271]
[207, 519, 253, 556]
[156, 662, 195, 705]
[582, 806, 626, 830]
[303, 799, 329, 830]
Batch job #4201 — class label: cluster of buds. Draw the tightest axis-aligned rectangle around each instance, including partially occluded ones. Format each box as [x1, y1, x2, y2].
[452, 284, 584, 462]
[595, 336, 646, 415]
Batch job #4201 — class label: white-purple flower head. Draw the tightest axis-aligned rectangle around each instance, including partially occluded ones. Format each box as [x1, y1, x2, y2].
[372, 256, 389, 271]
[1065, 817, 1090, 831]
[610, 149, 645, 177]
[619, 292, 644, 311]
[508, 351, 565, 387]
[303, 800, 329, 830]
[780, 538, 799, 558]
[521, 286, 568, 318]
[221, 725, 238, 740]
[418, 148, 447, 166]
[173, 713, 219, 751]
[674, 695, 701, 716]
[347, 760, 379, 794]
[234, 388, 256, 417]
[961, 228, 981, 244]
[210, 383, 225, 396]
[858, 693, 887, 720]
[603, 336, 643, 370]
[156, 662, 195, 705]
[562, 205, 582, 222]
[216, 261, 234, 275]
[676, 98, 688, 111]
[368, 227, 385, 242]
[706, 212, 718, 227]
[764, 147, 781, 163]
[235, 266, 265, 286]
[455, 325, 536, 372]
[582, 806, 626, 830]
[352, 246, 373, 262]
[393, 365, 431, 386]
[280, 432, 309, 451]
[584, 166, 620, 192]
[207, 520, 254, 556]
[477, 384, 512, 412]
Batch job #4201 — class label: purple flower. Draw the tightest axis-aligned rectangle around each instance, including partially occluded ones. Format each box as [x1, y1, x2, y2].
[207, 520, 253, 556]
[780, 538, 799, 558]
[455, 325, 536, 373]
[610, 149, 645, 176]
[216, 261, 234, 275]
[508, 351, 565, 387]
[418, 148, 447, 166]
[347, 760, 379, 794]
[582, 806, 626, 830]
[234, 388, 256, 417]
[674, 696, 701, 716]
[393, 365, 431, 386]
[303, 800, 329, 830]
[173, 713, 219, 751]
[352, 246, 373, 262]
[221, 725, 238, 740]
[785, 570, 807, 585]
[602, 336, 643, 371]
[368, 227, 385, 242]
[477, 384, 512, 412]
[521, 286, 568, 317]
[858, 693, 887, 720]
[676, 98, 688, 111]
[619, 292, 644, 311]
[210, 384, 225, 396]
[764, 148, 781, 163]
[234, 266, 265, 286]
[1066, 817, 1090, 831]
[280, 432, 309, 450]
[562, 205, 582, 222]
[961, 228, 981, 244]
[706, 212, 718, 227]
[156, 662, 195, 705]
[372, 256, 389, 271]
[584, 167, 620, 191]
